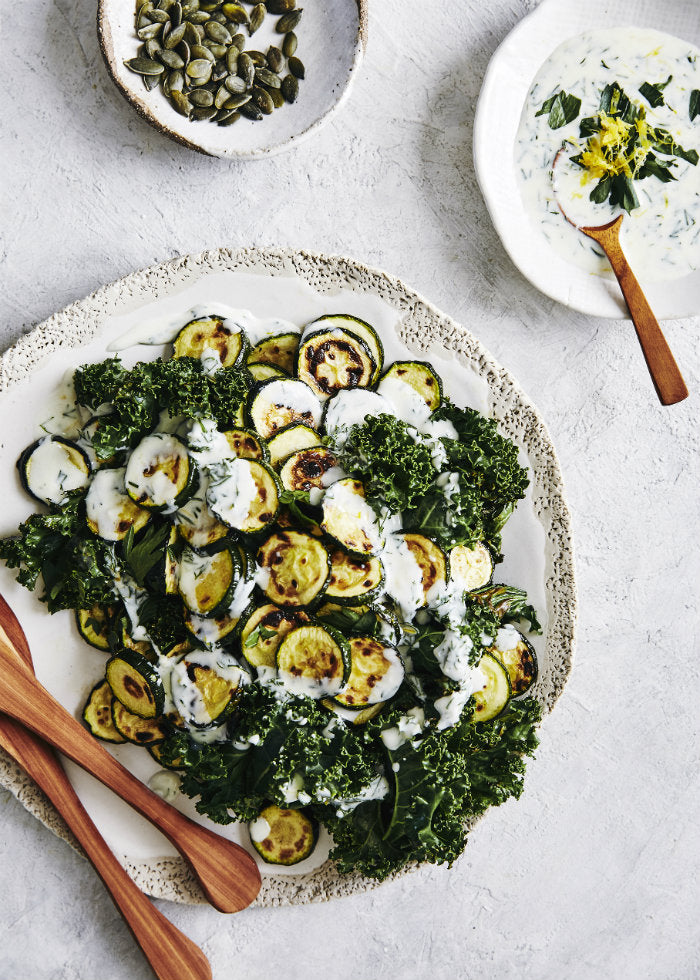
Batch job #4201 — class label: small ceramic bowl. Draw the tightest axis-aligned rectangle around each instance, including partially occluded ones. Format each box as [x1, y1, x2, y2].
[98, 0, 367, 159]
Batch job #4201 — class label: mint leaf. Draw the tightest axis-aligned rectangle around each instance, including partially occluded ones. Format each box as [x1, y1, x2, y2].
[639, 75, 672, 108]
[536, 90, 581, 129]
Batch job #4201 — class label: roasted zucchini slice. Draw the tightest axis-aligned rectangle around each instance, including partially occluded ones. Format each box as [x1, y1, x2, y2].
[305, 315, 384, 385]
[449, 542, 493, 592]
[85, 467, 151, 541]
[170, 649, 244, 729]
[321, 699, 384, 725]
[183, 605, 243, 647]
[488, 626, 538, 696]
[402, 533, 447, 603]
[249, 804, 318, 866]
[106, 648, 165, 719]
[149, 741, 186, 770]
[324, 549, 384, 606]
[222, 428, 268, 461]
[247, 379, 323, 439]
[177, 545, 239, 617]
[278, 447, 341, 493]
[379, 361, 442, 412]
[247, 332, 300, 374]
[111, 701, 168, 744]
[248, 363, 287, 383]
[82, 680, 126, 743]
[296, 327, 375, 401]
[125, 434, 197, 511]
[258, 530, 330, 607]
[239, 602, 311, 668]
[173, 315, 247, 368]
[276, 624, 349, 698]
[17, 436, 91, 506]
[332, 637, 404, 710]
[76, 605, 114, 651]
[174, 478, 229, 548]
[321, 478, 380, 556]
[471, 653, 511, 723]
[206, 459, 279, 533]
[266, 423, 322, 468]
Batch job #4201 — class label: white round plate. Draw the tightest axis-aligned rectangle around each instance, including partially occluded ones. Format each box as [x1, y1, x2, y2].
[98, 0, 366, 159]
[0, 248, 576, 906]
[474, 0, 700, 319]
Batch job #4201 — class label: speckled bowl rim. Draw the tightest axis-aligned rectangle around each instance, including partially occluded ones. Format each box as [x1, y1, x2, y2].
[0, 247, 577, 908]
[97, 0, 368, 160]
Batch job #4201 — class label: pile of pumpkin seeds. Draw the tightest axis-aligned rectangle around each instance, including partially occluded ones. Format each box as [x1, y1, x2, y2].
[124, 0, 305, 125]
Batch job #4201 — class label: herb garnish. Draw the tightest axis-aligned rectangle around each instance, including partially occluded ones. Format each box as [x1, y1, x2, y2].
[638, 75, 672, 108]
[690, 89, 700, 121]
[536, 89, 582, 129]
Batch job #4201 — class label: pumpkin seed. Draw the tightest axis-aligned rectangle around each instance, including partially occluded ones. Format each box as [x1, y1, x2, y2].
[266, 45, 283, 72]
[237, 52, 255, 86]
[275, 8, 301, 32]
[255, 66, 281, 88]
[189, 87, 214, 105]
[230, 32, 246, 50]
[282, 30, 297, 57]
[164, 22, 187, 47]
[188, 10, 210, 22]
[204, 20, 231, 43]
[247, 50, 266, 67]
[177, 39, 191, 63]
[288, 55, 304, 79]
[214, 83, 232, 108]
[221, 2, 248, 23]
[268, 85, 285, 107]
[143, 73, 161, 90]
[170, 1, 183, 26]
[266, 0, 295, 12]
[225, 46, 239, 72]
[224, 73, 247, 93]
[125, 56, 165, 75]
[170, 90, 192, 114]
[252, 85, 274, 113]
[183, 21, 201, 44]
[137, 22, 163, 38]
[191, 43, 215, 61]
[164, 68, 184, 94]
[158, 47, 185, 68]
[192, 105, 218, 120]
[145, 38, 162, 58]
[223, 92, 251, 108]
[206, 42, 227, 57]
[212, 65, 228, 82]
[249, 3, 265, 34]
[239, 101, 263, 120]
[149, 8, 170, 22]
[186, 57, 213, 79]
[281, 72, 298, 102]
[218, 110, 241, 126]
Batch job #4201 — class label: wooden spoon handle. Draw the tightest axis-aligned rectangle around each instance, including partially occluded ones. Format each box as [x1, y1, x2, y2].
[583, 219, 688, 406]
[0, 626, 260, 913]
[0, 715, 211, 980]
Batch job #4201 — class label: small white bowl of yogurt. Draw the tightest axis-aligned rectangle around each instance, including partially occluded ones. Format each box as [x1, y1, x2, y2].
[474, 0, 700, 319]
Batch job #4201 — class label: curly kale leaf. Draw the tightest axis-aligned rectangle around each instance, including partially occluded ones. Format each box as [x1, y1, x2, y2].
[0, 492, 115, 613]
[403, 477, 484, 551]
[73, 358, 129, 409]
[337, 414, 435, 513]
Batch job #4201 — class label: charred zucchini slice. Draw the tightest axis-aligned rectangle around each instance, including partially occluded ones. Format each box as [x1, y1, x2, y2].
[149, 741, 186, 770]
[402, 533, 447, 603]
[332, 637, 404, 710]
[239, 603, 311, 668]
[173, 316, 247, 368]
[321, 478, 380, 556]
[183, 605, 242, 647]
[266, 424, 322, 468]
[449, 542, 493, 592]
[247, 379, 323, 439]
[296, 328, 375, 400]
[222, 428, 267, 461]
[82, 680, 126, 743]
[324, 550, 384, 606]
[321, 699, 384, 725]
[85, 468, 151, 542]
[177, 545, 239, 617]
[18, 436, 91, 506]
[112, 701, 168, 744]
[471, 653, 511, 723]
[106, 649, 165, 719]
[305, 315, 384, 385]
[247, 332, 300, 375]
[76, 605, 114, 651]
[379, 361, 442, 412]
[170, 649, 243, 729]
[206, 459, 279, 534]
[125, 434, 196, 511]
[258, 530, 330, 607]
[279, 447, 341, 493]
[174, 478, 229, 548]
[249, 804, 318, 866]
[276, 624, 349, 698]
[248, 363, 287, 383]
[488, 626, 538, 696]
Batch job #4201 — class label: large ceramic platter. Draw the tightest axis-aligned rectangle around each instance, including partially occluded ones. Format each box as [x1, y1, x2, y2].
[474, 0, 700, 320]
[0, 248, 576, 907]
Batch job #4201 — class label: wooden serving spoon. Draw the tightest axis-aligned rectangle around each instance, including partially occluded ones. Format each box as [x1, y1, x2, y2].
[0, 609, 261, 916]
[553, 149, 688, 406]
[0, 596, 212, 980]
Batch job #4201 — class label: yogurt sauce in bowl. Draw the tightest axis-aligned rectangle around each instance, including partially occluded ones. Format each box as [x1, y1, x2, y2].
[514, 27, 700, 283]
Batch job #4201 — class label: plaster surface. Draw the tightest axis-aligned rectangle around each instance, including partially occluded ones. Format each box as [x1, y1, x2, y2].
[1, 1, 699, 978]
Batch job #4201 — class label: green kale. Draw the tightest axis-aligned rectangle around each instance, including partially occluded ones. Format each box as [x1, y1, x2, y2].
[73, 358, 129, 409]
[337, 414, 435, 513]
[135, 593, 188, 652]
[471, 584, 542, 635]
[0, 491, 115, 613]
[120, 523, 171, 588]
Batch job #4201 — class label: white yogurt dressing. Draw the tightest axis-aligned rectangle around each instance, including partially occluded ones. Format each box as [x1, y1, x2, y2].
[25, 437, 90, 505]
[257, 378, 323, 431]
[85, 468, 133, 542]
[170, 649, 244, 729]
[249, 817, 271, 843]
[125, 433, 188, 512]
[515, 27, 700, 281]
[206, 458, 257, 529]
[147, 770, 181, 802]
[323, 388, 392, 446]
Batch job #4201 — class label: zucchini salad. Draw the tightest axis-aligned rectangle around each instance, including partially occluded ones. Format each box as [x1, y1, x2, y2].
[0, 311, 542, 879]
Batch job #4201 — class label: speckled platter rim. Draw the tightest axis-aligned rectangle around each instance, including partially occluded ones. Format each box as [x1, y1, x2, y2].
[97, 0, 368, 160]
[0, 247, 577, 907]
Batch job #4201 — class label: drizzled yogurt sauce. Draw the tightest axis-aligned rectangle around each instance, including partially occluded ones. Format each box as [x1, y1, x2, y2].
[515, 27, 700, 281]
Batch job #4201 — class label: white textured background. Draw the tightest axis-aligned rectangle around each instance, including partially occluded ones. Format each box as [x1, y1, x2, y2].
[2, 1, 700, 979]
